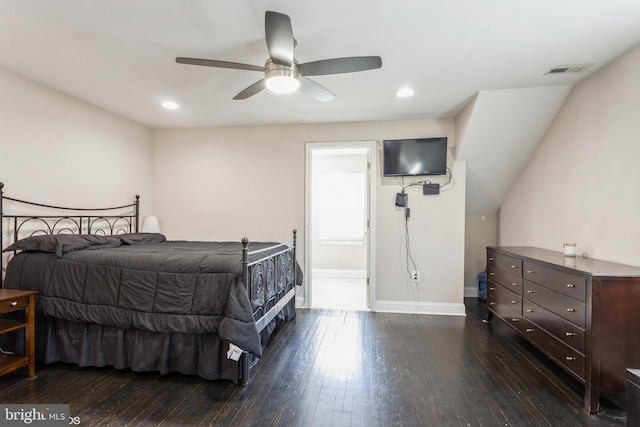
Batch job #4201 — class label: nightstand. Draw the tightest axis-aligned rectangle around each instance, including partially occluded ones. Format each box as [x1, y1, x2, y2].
[0, 289, 36, 377]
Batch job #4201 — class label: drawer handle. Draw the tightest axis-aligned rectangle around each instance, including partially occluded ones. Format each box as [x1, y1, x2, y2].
[489, 302, 496, 306]
[511, 300, 517, 304]
[526, 270, 533, 274]
[489, 287, 496, 291]
[526, 328, 535, 332]
[489, 272, 496, 276]
[565, 356, 577, 361]
[511, 318, 519, 322]
[489, 257, 494, 261]
[566, 308, 576, 312]
[511, 283, 518, 287]
[526, 309, 534, 313]
[526, 290, 535, 294]
[565, 332, 576, 336]
[510, 265, 518, 269]
[566, 283, 575, 288]
[10, 301, 18, 307]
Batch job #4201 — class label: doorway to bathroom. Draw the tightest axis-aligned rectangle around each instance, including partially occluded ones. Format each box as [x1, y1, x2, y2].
[305, 141, 376, 311]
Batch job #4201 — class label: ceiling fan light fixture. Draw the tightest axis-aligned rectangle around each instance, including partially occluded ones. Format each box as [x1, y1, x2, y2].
[265, 59, 300, 94]
[266, 75, 300, 93]
[176, 12, 382, 102]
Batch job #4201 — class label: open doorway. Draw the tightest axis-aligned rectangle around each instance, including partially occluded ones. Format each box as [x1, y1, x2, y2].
[305, 141, 376, 311]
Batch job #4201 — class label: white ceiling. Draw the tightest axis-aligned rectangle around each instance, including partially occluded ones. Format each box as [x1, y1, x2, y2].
[1, 1, 639, 129]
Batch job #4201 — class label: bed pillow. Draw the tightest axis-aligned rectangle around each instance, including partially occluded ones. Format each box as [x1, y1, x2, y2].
[117, 233, 166, 245]
[3, 234, 122, 257]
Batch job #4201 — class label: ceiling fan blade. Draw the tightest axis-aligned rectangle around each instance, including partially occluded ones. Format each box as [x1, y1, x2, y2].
[233, 79, 266, 100]
[176, 57, 264, 72]
[265, 11, 295, 66]
[299, 77, 335, 102]
[298, 56, 382, 76]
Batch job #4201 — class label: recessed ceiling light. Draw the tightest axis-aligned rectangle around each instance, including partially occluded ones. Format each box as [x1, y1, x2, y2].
[396, 87, 415, 98]
[161, 101, 179, 110]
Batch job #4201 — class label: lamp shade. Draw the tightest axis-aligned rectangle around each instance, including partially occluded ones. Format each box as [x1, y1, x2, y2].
[141, 216, 161, 233]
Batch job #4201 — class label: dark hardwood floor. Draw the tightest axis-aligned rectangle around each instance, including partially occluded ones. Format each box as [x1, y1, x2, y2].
[0, 299, 627, 426]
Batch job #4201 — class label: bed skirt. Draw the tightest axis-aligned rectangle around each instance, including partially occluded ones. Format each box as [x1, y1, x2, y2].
[7, 298, 296, 383]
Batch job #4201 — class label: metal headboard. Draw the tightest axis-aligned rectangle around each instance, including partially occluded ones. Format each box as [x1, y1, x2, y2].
[1, 182, 140, 287]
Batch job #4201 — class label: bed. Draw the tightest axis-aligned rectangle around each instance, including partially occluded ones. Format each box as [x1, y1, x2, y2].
[0, 183, 301, 384]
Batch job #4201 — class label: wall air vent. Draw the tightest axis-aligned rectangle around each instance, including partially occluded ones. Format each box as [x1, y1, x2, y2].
[545, 63, 594, 75]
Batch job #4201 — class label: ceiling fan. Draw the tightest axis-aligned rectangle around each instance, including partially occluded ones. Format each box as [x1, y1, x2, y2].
[175, 11, 382, 102]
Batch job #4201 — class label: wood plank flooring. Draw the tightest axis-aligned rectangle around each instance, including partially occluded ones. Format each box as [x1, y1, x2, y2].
[0, 299, 627, 426]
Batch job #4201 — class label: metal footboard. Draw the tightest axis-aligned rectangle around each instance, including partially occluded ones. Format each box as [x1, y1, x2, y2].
[238, 229, 297, 384]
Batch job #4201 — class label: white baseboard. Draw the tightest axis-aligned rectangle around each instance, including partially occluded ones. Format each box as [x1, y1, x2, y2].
[372, 300, 466, 316]
[312, 269, 367, 279]
[296, 286, 469, 315]
[295, 296, 306, 308]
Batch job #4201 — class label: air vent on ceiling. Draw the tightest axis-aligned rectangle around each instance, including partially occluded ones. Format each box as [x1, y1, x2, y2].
[545, 63, 594, 75]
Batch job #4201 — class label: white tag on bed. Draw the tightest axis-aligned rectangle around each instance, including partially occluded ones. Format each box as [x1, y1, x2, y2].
[227, 343, 243, 361]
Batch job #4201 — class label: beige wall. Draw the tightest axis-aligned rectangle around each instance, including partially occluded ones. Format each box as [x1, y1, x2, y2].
[154, 119, 466, 314]
[499, 44, 640, 267]
[0, 67, 153, 282]
[464, 213, 497, 295]
[151, 125, 305, 242]
[0, 67, 154, 212]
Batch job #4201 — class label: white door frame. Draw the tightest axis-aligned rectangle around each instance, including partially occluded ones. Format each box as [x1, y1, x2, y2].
[304, 140, 377, 310]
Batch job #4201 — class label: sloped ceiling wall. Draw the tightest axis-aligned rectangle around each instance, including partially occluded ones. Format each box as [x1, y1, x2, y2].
[455, 86, 572, 213]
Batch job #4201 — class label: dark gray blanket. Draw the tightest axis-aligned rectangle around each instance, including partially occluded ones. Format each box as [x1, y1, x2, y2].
[4, 238, 294, 357]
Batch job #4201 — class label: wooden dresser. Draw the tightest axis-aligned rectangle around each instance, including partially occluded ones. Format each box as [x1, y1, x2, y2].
[485, 246, 640, 414]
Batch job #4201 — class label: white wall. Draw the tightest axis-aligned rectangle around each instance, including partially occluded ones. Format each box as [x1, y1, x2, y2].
[154, 119, 466, 315]
[499, 43, 640, 267]
[0, 67, 154, 211]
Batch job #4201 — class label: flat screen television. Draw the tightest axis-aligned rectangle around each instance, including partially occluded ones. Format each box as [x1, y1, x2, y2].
[383, 137, 448, 176]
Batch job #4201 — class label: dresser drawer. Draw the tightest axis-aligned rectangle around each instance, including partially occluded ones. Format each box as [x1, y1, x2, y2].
[524, 281, 586, 329]
[0, 296, 29, 313]
[487, 296, 526, 332]
[488, 266, 523, 295]
[523, 261, 587, 302]
[523, 323, 586, 381]
[488, 251, 523, 276]
[488, 283, 522, 314]
[523, 299, 586, 354]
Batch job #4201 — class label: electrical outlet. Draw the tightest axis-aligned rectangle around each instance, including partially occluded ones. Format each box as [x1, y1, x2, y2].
[411, 270, 420, 281]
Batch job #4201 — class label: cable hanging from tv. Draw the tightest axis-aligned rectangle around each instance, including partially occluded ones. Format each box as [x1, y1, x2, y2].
[394, 167, 454, 206]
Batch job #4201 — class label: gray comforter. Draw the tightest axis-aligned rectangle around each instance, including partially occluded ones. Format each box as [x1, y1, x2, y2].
[3, 234, 294, 356]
